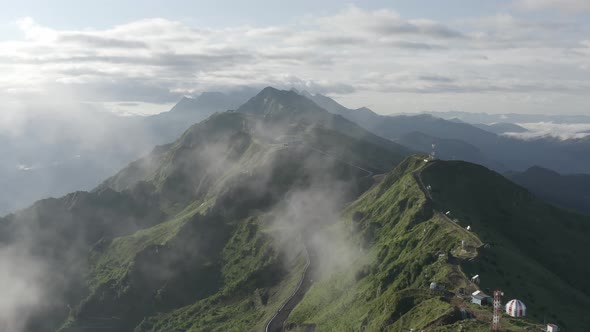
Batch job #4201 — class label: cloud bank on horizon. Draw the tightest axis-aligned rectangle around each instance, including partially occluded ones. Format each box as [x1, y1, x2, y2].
[0, 1, 589, 116]
[506, 122, 590, 140]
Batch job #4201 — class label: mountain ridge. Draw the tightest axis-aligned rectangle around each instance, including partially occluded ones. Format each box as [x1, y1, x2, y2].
[286, 157, 590, 331]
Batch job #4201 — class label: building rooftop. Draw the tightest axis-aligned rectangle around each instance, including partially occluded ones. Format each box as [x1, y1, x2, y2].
[473, 294, 491, 300]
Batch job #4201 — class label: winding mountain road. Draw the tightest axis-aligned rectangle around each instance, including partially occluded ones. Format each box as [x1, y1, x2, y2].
[265, 245, 312, 332]
[264, 144, 377, 332]
[263, 141, 385, 331]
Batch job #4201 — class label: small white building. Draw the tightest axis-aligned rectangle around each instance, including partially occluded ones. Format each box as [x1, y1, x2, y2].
[547, 323, 559, 332]
[471, 275, 480, 284]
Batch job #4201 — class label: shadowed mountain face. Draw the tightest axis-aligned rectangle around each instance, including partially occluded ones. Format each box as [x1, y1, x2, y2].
[300, 91, 590, 175]
[506, 166, 590, 216]
[237, 87, 411, 165]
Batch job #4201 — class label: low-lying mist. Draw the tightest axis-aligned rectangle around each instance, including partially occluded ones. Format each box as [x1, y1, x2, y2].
[266, 149, 368, 280]
[0, 247, 48, 332]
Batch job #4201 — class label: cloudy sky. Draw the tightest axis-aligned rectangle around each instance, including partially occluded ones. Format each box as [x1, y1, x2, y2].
[1, 0, 589, 116]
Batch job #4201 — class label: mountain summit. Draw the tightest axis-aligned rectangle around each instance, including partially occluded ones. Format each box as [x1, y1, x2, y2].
[237, 87, 327, 119]
[236, 87, 410, 160]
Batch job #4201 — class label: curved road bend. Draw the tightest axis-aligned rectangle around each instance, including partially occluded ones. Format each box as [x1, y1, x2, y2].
[265, 245, 312, 332]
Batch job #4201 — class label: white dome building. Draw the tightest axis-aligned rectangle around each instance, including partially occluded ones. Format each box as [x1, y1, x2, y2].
[505, 299, 526, 317]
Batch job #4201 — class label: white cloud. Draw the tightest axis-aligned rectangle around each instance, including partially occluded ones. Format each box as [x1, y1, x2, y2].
[0, 6, 589, 115]
[16, 17, 57, 42]
[505, 122, 590, 139]
[513, 0, 590, 13]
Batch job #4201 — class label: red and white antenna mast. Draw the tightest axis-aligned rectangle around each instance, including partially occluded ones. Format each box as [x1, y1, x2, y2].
[492, 290, 503, 331]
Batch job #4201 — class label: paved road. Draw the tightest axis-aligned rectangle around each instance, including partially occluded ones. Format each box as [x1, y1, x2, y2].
[264, 144, 380, 332]
[265, 245, 312, 332]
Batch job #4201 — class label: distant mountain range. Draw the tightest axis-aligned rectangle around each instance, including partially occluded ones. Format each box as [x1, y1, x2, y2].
[413, 110, 590, 124]
[472, 122, 529, 134]
[299, 90, 590, 175]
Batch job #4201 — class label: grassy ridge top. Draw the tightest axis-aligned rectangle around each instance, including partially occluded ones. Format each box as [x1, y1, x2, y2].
[288, 157, 590, 331]
[289, 157, 472, 331]
[421, 160, 590, 330]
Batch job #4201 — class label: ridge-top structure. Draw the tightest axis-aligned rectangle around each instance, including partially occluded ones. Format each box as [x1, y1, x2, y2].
[492, 290, 503, 331]
[429, 143, 437, 160]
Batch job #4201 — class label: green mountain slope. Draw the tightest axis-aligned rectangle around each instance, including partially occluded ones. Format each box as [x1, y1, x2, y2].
[59, 111, 403, 331]
[78, 85, 413, 330]
[0, 184, 165, 331]
[286, 157, 590, 331]
[422, 161, 590, 330]
[1, 86, 410, 332]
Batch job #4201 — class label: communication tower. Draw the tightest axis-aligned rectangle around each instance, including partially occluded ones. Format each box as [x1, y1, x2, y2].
[430, 144, 437, 160]
[492, 290, 503, 331]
